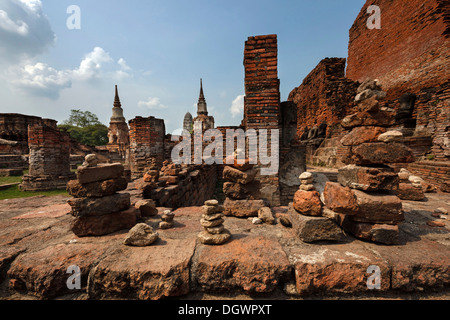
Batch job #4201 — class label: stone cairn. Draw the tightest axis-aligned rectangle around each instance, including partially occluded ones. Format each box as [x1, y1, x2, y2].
[198, 200, 231, 245]
[396, 168, 425, 201]
[288, 172, 344, 243]
[222, 150, 265, 218]
[160, 209, 175, 229]
[67, 154, 137, 237]
[324, 80, 416, 245]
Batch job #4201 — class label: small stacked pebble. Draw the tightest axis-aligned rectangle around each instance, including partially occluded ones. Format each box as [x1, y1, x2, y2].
[299, 172, 315, 191]
[160, 210, 175, 229]
[198, 200, 231, 245]
[292, 172, 322, 217]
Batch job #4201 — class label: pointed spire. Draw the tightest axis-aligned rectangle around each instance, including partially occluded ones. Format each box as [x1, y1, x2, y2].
[114, 85, 122, 109]
[199, 78, 205, 101]
[197, 78, 208, 116]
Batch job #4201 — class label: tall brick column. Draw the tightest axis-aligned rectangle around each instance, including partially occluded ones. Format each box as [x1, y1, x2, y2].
[128, 116, 165, 180]
[243, 34, 282, 206]
[20, 122, 75, 191]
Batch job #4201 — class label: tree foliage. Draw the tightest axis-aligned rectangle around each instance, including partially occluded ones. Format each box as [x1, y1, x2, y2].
[59, 110, 109, 147]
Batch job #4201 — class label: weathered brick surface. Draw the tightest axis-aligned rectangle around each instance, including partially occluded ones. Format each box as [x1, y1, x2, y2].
[244, 34, 280, 131]
[20, 123, 74, 191]
[346, 0, 450, 99]
[128, 116, 165, 179]
[143, 164, 217, 209]
[0, 114, 57, 155]
[405, 161, 450, 192]
[289, 58, 358, 139]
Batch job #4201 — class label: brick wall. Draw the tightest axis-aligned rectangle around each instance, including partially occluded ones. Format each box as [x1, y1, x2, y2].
[20, 123, 74, 191]
[129, 116, 166, 179]
[243, 34, 282, 206]
[346, 0, 450, 100]
[392, 161, 450, 193]
[244, 34, 281, 131]
[0, 113, 57, 154]
[288, 58, 358, 139]
[144, 164, 217, 209]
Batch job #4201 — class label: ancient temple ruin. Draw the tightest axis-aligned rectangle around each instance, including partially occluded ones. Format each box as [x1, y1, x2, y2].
[107, 85, 130, 161]
[0, 0, 449, 301]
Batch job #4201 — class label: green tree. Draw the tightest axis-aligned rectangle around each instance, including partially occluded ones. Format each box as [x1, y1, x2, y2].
[59, 110, 109, 147]
[62, 109, 102, 127]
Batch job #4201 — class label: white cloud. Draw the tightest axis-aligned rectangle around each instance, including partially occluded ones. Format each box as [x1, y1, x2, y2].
[230, 95, 245, 118]
[8, 62, 72, 99]
[138, 97, 168, 110]
[72, 47, 113, 81]
[115, 58, 132, 80]
[0, 0, 55, 64]
[0, 9, 28, 35]
[3, 47, 133, 99]
[118, 58, 131, 71]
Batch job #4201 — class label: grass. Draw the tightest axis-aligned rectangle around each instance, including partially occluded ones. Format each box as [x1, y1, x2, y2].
[0, 175, 23, 185]
[0, 184, 68, 201]
[0, 169, 69, 200]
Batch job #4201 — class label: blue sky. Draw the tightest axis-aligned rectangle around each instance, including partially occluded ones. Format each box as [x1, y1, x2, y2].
[0, 0, 365, 134]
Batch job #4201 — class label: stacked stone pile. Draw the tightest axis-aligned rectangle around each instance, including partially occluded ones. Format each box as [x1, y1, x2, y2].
[325, 80, 416, 245]
[395, 168, 425, 201]
[198, 200, 231, 245]
[159, 160, 182, 186]
[222, 151, 265, 217]
[160, 210, 175, 230]
[67, 154, 137, 237]
[288, 172, 344, 243]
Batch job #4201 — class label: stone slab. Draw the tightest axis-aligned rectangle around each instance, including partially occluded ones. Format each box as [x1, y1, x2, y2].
[192, 235, 291, 294]
[223, 199, 266, 217]
[8, 242, 114, 299]
[288, 204, 344, 243]
[351, 189, 404, 225]
[287, 243, 391, 296]
[88, 238, 196, 300]
[338, 165, 399, 192]
[67, 178, 128, 198]
[70, 207, 137, 237]
[68, 193, 131, 218]
[76, 163, 124, 184]
[350, 143, 415, 165]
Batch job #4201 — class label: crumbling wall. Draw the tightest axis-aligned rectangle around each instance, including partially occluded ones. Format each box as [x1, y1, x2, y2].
[346, 0, 450, 162]
[129, 116, 165, 180]
[0, 113, 56, 154]
[143, 164, 217, 209]
[346, 0, 449, 99]
[287, 58, 358, 168]
[20, 122, 74, 191]
[288, 58, 358, 140]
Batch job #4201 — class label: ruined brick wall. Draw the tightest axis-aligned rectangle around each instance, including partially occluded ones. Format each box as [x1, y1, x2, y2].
[288, 58, 358, 139]
[129, 116, 165, 179]
[144, 164, 217, 209]
[406, 161, 450, 192]
[20, 123, 74, 191]
[243, 34, 281, 206]
[244, 34, 280, 131]
[0, 113, 56, 154]
[346, 0, 449, 96]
